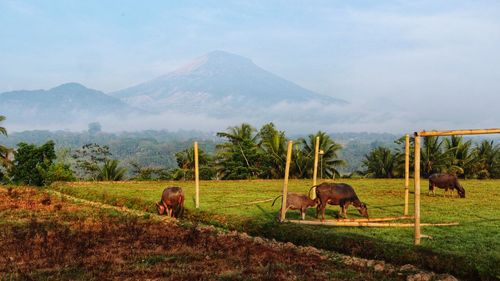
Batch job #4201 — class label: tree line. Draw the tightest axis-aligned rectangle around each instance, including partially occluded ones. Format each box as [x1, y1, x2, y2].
[362, 136, 500, 179]
[0, 118, 347, 185]
[2, 114, 499, 185]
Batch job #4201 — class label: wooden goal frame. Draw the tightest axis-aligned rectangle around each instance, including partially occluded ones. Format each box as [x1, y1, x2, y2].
[412, 128, 500, 245]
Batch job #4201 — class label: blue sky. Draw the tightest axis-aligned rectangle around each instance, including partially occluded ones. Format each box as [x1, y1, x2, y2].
[1, 1, 500, 131]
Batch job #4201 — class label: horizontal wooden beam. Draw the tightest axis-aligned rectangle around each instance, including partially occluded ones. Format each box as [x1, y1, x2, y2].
[224, 198, 274, 208]
[415, 128, 500, 137]
[286, 219, 459, 227]
[325, 216, 414, 223]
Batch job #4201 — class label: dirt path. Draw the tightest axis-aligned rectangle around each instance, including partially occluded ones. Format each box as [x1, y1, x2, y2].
[46, 188, 173, 221]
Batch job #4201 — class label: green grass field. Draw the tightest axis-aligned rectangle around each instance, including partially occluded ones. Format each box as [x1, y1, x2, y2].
[50, 179, 500, 280]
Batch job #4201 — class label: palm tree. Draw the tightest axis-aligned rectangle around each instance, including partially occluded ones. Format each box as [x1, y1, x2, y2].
[298, 131, 345, 179]
[421, 136, 449, 177]
[0, 115, 7, 136]
[444, 136, 475, 178]
[473, 140, 500, 178]
[256, 123, 287, 178]
[175, 147, 213, 180]
[0, 115, 12, 172]
[97, 159, 127, 181]
[176, 147, 211, 169]
[216, 123, 261, 179]
[363, 146, 398, 178]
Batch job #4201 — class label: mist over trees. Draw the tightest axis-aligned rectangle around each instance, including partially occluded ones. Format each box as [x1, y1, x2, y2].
[2, 116, 500, 183]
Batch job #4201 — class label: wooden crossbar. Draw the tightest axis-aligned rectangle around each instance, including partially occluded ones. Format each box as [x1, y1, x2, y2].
[328, 216, 413, 223]
[416, 128, 500, 137]
[286, 219, 459, 227]
[224, 198, 274, 208]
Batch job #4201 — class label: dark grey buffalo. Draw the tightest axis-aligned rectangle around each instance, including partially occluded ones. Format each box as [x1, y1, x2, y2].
[310, 182, 368, 221]
[272, 193, 318, 220]
[156, 187, 185, 218]
[428, 173, 465, 198]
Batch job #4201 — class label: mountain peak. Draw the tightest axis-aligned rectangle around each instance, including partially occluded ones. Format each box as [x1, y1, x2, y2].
[111, 50, 347, 112]
[50, 82, 90, 92]
[204, 50, 251, 62]
[171, 50, 254, 76]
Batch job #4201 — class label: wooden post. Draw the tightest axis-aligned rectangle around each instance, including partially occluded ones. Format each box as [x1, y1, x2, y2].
[194, 141, 200, 209]
[311, 136, 320, 199]
[413, 134, 421, 245]
[280, 141, 293, 222]
[404, 134, 410, 216]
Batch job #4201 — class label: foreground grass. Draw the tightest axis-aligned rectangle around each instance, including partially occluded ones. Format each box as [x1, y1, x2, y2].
[0, 186, 408, 281]
[50, 179, 500, 280]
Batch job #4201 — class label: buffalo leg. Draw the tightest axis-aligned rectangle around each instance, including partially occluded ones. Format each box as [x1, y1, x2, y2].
[316, 203, 322, 219]
[161, 201, 169, 216]
[428, 188, 434, 196]
[301, 208, 305, 220]
[428, 184, 436, 196]
[278, 207, 289, 221]
[342, 203, 350, 219]
[317, 202, 327, 222]
[339, 206, 345, 219]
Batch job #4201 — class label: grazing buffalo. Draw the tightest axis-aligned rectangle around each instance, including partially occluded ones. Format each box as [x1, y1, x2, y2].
[272, 193, 318, 220]
[310, 182, 368, 221]
[156, 187, 185, 218]
[428, 173, 465, 198]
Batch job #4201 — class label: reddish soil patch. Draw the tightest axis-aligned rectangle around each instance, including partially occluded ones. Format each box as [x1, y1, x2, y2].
[0, 187, 405, 280]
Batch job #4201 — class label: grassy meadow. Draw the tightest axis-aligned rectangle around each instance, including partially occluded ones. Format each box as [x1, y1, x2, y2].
[49, 179, 500, 280]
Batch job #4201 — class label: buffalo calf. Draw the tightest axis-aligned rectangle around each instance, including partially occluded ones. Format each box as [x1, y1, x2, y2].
[272, 193, 318, 220]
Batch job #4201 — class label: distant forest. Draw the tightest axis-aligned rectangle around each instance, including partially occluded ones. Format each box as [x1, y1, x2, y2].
[0, 124, 402, 175]
[2, 122, 499, 180]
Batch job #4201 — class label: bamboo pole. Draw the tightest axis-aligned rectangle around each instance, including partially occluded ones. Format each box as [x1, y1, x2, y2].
[311, 136, 320, 199]
[404, 134, 410, 216]
[194, 141, 200, 209]
[224, 198, 274, 208]
[332, 215, 414, 223]
[280, 141, 293, 222]
[287, 220, 458, 227]
[417, 128, 500, 137]
[414, 135, 421, 245]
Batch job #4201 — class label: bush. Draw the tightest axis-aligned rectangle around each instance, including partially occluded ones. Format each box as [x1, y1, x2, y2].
[40, 163, 76, 185]
[10, 141, 56, 186]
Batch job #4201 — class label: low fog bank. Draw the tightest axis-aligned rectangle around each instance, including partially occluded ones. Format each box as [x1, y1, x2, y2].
[3, 97, 499, 136]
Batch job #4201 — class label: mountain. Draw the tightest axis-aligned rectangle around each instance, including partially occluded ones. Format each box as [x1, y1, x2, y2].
[1, 51, 353, 132]
[0, 83, 136, 130]
[111, 50, 346, 116]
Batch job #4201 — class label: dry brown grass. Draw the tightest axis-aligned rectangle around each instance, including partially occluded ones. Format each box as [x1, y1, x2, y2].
[0, 187, 404, 280]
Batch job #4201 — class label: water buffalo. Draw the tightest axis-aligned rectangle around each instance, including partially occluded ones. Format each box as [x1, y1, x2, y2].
[310, 182, 368, 221]
[272, 193, 318, 220]
[428, 173, 465, 198]
[156, 186, 185, 218]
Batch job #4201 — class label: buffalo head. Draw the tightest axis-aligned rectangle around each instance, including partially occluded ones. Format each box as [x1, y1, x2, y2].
[356, 202, 369, 218]
[156, 202, 166, 215]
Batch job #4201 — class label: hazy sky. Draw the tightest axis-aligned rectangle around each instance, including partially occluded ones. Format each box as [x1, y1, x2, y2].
[1, 1, 500, 132]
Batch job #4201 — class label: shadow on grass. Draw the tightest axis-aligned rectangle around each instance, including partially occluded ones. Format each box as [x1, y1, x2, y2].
[256, 205, 275, 220]
[186, 209, 498, 281]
